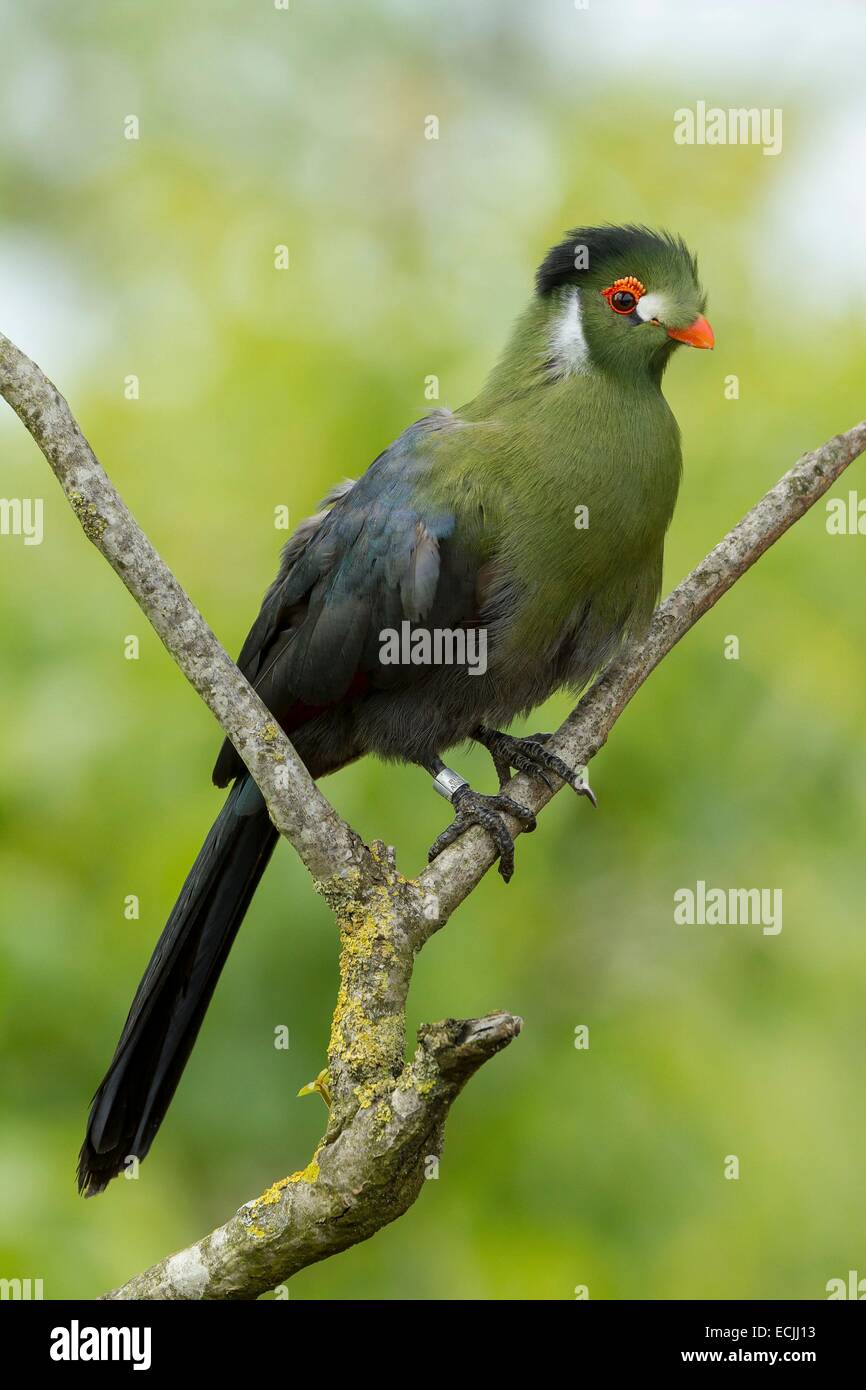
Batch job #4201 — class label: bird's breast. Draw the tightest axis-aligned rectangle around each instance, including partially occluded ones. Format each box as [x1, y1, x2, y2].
[489, 390, 681, 668]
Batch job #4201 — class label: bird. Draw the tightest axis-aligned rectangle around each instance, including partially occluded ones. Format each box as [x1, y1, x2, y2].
[78, 223, 713, 1195]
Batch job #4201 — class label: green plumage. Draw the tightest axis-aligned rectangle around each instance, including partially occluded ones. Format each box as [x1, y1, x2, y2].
[434, 355, 682, 657]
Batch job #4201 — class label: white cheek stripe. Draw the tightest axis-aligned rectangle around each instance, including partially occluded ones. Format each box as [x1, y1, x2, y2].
[550, 287, 591, 375]
[635, 291, 667, 323]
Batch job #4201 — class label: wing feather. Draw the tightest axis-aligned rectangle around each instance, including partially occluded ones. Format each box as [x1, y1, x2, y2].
[212, 414, 480, 786]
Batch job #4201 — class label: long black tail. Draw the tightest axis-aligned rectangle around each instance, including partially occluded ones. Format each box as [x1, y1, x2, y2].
[78, 776, 278, 1196]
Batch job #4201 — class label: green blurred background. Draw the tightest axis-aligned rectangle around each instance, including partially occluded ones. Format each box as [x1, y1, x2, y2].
[1, 0, 864, 1300]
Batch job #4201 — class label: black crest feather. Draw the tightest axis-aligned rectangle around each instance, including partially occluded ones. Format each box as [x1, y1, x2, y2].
[536, 224, 698, 297]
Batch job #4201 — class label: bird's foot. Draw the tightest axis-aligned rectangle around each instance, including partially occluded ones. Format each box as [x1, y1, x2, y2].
[473, 726, 597, 805]
[427, 784, 537, 883]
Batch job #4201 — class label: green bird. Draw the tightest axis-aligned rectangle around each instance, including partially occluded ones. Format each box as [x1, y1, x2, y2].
[79, 223, 712, 1194]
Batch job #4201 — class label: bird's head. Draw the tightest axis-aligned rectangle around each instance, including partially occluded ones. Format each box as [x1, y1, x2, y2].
[536, 224, 712, 383]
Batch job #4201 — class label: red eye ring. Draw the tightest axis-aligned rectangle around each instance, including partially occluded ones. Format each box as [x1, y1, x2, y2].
[601, 275, 646, 314]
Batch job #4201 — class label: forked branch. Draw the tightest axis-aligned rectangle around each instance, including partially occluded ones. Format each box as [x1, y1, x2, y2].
[2, 330, 862, 1299]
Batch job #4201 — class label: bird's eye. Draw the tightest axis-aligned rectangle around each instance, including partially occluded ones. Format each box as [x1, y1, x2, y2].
[611, 290, 636, 313]
[601, 275, 646, 316]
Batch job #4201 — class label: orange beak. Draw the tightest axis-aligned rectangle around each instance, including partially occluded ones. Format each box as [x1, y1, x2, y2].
[667, 314, 714, 349]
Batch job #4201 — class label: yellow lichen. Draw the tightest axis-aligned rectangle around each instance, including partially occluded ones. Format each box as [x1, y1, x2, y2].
[68, 490, 108, 541]
[317, 859, 417, 1100]
[250, 1155, 321, 1214]
[327, 987, 402, 1077]
[396, 1059, 437, 1098]
[375, 1100, 393, 1133]
[354, 1081, 379, 1110]
[288, 1158, 320, 1185]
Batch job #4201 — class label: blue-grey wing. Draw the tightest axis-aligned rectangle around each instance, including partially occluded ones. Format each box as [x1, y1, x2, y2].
[213, 414, 482, 785]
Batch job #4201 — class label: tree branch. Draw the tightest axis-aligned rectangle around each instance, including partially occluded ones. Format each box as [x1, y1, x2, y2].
[2, 329, 863, 1299]
[101, 1008, 521, 1300]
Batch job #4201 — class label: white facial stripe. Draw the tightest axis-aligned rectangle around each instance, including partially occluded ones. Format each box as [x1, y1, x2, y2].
[635, 291, 667, 323]
[550, 288, 591, 375]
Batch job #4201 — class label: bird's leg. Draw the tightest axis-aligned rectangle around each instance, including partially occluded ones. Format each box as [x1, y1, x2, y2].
[472, 725, 597, 805]
[424, 756, 537, 884]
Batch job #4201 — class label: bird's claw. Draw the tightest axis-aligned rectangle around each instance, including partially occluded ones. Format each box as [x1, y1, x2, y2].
[476, 728, 597, 806]
[427, 785, 537, 883]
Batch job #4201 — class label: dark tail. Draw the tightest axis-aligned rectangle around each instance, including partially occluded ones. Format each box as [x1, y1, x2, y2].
[77, 776, 278, 1196]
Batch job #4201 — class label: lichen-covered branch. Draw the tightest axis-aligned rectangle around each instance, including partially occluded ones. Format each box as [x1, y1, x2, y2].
[3, 328, 863, 1300]
[103, 1003, 521, 1300]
